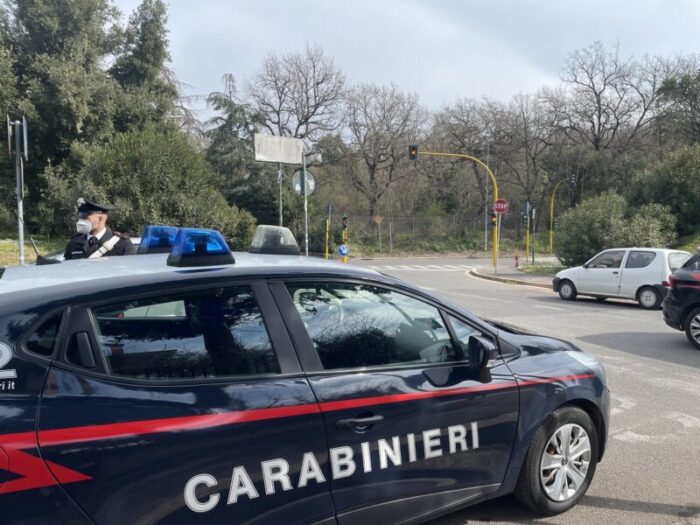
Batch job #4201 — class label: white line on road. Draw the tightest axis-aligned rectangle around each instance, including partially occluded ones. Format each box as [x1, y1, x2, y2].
[534, 305, 564, 311]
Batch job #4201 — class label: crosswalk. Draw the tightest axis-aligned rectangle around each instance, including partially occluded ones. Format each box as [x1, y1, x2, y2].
[364, 264, 473, 272]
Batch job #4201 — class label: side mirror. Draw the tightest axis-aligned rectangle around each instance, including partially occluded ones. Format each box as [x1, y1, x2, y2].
[583, 263, 589, 269]
[468, 335, 498, 370]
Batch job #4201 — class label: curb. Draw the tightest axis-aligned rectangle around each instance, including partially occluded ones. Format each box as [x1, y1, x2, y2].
[469, 268, 552, 289]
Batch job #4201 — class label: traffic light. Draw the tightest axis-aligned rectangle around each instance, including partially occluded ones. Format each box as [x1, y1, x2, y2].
[341, 215, 348, 243]
[521, 213, 528, 228]
[408, 144, 418, 161]
[490, 211, 497, 226]
[554, 217, 559, 231]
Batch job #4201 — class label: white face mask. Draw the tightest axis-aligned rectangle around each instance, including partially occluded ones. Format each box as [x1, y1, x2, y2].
[76, 219, 94, 235]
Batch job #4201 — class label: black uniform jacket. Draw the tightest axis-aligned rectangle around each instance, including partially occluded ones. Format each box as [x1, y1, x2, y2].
[63, 228, 136, 260]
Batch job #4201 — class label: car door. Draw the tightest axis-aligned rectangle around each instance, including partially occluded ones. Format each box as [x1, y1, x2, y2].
[577, 249, 627, 295]
[36, 281, 336, 525]
[619, 250, 659, 298]
[270, 280, 519, 525]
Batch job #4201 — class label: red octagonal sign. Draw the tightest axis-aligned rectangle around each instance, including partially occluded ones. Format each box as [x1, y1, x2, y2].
[493, 198, 509, 214]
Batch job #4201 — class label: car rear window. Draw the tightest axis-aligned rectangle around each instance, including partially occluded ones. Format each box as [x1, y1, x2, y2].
[25, 312, 63, 357]
[91, 286, 280, 380]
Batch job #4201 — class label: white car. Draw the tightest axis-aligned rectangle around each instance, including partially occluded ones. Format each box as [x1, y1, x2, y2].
[553, 248, 691, 309]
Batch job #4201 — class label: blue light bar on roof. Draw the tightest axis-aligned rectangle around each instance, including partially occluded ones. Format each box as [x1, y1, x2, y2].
[138, 225, 180, 254]
[166, 228, 235, 267]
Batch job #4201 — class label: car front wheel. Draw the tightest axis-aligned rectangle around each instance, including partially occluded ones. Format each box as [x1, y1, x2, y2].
[514, 406, 599, 515]
[684, 307, 700, 350]
[558, 280, 577, 301]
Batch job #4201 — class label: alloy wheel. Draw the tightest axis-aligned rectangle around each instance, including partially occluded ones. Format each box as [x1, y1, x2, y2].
[689, 314, 700, 343]
[539, 423, 591, 502]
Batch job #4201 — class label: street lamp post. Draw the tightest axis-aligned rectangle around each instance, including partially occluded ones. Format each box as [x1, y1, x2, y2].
[549, 179, 566, 254]
[416, 151, 499, 269]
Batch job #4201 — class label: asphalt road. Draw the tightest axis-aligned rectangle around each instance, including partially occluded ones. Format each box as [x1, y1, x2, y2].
[352, 256, 700, 525]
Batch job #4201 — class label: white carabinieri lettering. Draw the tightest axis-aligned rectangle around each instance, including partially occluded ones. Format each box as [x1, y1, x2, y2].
[184, 420, 482, 513]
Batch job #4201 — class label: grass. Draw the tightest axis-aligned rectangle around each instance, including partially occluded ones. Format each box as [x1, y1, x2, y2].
[521, 264, 566, 275]
[673, 231, 700, 253]
[0, 237, 64, 267]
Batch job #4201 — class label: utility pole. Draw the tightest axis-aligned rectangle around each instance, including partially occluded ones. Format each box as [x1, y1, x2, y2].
[278, 163, 283, 226]
[484, 143, 489, 252]
[7, 116, 28, 266]
[302, 151, 309, 256]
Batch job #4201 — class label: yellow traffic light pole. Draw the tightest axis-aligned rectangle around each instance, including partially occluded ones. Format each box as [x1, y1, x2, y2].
[549, 179, 566, 253]
[418, 151, 499, 268]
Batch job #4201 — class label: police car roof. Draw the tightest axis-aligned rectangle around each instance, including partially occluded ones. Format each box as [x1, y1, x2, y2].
[0, 253, 380, 296]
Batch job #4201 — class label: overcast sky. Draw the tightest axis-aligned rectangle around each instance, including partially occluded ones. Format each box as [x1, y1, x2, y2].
[115, 0, 700, 116]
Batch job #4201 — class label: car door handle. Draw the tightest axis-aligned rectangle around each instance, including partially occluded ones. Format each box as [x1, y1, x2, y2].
[612, 271, 619, 274]
[336, 414, 384, 430]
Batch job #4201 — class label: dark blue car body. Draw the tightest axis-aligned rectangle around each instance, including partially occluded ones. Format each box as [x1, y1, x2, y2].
[0, 254, 609, 524]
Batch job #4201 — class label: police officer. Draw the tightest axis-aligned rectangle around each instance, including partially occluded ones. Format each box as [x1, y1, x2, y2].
[64, 198, 136, 260]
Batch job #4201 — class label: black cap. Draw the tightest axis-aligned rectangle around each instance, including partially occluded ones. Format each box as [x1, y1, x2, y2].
[77, 197, 111, 215]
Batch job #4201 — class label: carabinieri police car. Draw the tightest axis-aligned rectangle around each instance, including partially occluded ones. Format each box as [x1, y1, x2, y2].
[0, 226, 609, 525]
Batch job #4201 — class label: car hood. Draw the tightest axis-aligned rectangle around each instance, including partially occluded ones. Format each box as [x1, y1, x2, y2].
[555, 266, 580, 280]
[486, 319, 580, 354]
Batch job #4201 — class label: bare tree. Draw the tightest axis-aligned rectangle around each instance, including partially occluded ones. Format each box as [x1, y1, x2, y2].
[555, 41, 674, 151]
[247, 43, 346, 142]
[341, 83, 426, 217]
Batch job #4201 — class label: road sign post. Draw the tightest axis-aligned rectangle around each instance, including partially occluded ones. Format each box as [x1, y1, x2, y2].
[341, 215, 349, 263]
[493, 198, 509, 215]
[492, 198, 508, 274]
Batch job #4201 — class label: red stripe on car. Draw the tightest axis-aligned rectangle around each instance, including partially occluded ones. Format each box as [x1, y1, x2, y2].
[0, 372, 595, 494]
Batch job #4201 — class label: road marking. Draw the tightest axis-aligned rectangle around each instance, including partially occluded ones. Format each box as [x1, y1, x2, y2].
[666, 411, 700, 429]
[534, 305, 564, 311]
[610, 394, 637, 416]
[613, 430, 678, 444]
[441, 290, 514, 304]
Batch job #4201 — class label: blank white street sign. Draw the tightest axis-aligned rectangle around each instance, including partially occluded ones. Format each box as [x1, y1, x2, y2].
[254, 134, 303, 165]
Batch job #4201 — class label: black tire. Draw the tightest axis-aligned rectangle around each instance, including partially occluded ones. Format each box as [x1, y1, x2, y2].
[684, 307, 700, 350]
[558, 280, 577, 301]
[637, 286, 661, 310]
[514, 406, 599, 515]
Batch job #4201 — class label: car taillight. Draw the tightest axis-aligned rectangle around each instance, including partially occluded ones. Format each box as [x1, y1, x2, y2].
[663, 275, 677, 288]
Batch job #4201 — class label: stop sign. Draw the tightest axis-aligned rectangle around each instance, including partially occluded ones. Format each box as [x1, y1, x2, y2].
[493, 198, 509, 214]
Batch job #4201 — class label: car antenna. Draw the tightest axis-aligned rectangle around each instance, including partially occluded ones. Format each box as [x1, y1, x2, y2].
[29, 235, 61, 265]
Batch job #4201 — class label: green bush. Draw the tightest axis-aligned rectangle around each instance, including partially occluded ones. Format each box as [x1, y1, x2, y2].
[556, 193, 676, 266]
[38, 127, 256, 249]
[628, 145, 700, 236]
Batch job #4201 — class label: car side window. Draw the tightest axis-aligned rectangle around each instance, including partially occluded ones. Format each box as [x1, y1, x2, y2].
[625, 251, 656, 269]
[588, 250, 625, 269]
[91, 286, 280, 380]
[286, 282, 457, 370]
